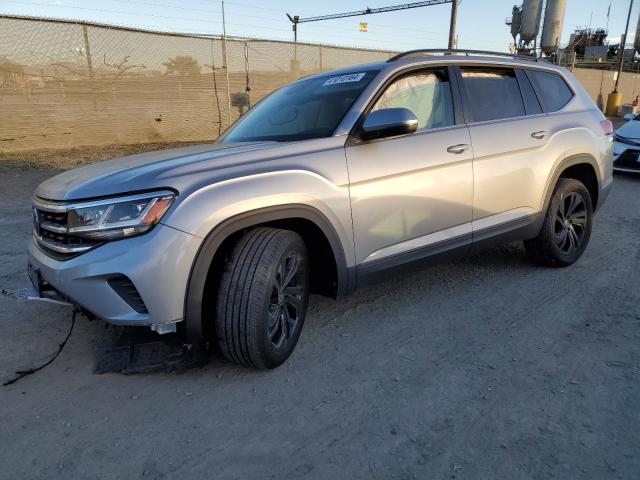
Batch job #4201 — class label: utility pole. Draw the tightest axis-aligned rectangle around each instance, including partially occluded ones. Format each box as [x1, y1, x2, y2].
[606, 0, 634, 116]
[82, 25, 94, 78]
[221, 0, 232, 126]
[615, 0, 634, 93]
[81, 25, 97, 111]
[285, 14, 300, 72]
[448, 0, 458, 49]
[286, 14, 299, 43]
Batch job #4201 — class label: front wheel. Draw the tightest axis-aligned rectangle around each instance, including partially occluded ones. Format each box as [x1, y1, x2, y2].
[524, 178, 593, 267]
[215, 227, 309, 369]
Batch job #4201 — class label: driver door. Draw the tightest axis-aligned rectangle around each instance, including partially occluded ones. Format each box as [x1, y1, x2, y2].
[345, 66, 474, 275]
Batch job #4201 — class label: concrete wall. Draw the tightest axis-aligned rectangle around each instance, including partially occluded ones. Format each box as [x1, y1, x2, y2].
[573, 67, 640, 111]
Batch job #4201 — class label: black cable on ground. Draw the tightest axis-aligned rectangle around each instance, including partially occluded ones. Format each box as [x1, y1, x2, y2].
[3, 309, 78, 387]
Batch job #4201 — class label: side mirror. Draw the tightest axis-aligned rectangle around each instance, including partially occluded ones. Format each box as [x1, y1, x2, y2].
[360, 108, 418, 141]
[624, 113, 635, 121]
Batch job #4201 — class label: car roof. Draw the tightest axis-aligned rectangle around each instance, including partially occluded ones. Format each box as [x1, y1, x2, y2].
[300, 52, 567, 83]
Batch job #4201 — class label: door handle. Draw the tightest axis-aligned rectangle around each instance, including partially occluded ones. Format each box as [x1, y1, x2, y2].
[531, 130, 547, 140]
[447, 144, 470, 154]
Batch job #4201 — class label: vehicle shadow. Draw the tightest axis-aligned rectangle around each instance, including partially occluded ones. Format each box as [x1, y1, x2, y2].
[178, 240, 536, 377]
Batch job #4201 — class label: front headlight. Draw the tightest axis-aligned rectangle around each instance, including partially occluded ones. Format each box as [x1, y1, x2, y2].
[66, 190, 175, 240]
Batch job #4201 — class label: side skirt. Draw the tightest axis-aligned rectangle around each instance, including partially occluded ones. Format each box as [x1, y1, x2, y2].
[469, 212, 544, 255]
[356, 213, 543, 288]
[356, 233, 471, 287]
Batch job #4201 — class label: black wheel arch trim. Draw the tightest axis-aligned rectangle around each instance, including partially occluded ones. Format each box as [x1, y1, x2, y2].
[542, 154, 601, 213]
[183, 204, 353, 342]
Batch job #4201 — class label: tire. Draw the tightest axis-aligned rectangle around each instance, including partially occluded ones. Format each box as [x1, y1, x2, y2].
[524, 178, 593, 267]
[215, 227, 309, 369]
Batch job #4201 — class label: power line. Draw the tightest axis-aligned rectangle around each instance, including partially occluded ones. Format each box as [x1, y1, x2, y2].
[110, 0, 214, 13]
[8, 0, 504, 48]
[3, 0, 506, 51]
[292, 1, 453, 23]
[1, 0, 449, 48]
[286, 0, 453, 42]
[219, 0, 504, 47]
[3, 0, 222, 24]
[77, 0, 455, 44]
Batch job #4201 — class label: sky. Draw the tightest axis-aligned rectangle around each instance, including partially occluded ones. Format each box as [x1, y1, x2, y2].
[1, 0, 639, 52]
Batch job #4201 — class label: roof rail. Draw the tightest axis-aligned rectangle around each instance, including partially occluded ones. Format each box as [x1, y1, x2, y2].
[387, 49, 547, 63]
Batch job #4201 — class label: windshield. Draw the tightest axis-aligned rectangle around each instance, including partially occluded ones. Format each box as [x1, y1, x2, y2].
[221, 70, 379, 143]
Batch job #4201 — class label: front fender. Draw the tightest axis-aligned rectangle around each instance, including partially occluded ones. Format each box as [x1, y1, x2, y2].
[165, 168, 355, 342]
[162, 169, 354, 264]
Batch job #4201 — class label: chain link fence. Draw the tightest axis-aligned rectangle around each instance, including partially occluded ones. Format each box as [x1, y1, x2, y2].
[5, 16, 640, 153]
[0, 15, 394, 152]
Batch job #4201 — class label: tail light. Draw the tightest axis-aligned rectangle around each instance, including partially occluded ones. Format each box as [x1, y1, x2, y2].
[600, 119, 613, 136]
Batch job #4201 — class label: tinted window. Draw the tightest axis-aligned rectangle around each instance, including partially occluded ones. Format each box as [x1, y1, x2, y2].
[516, 69, 543, 115]
[460, 68, 525, 122]
[526, 70, 574, 112]
[222, 70, 378, 143]
[372, 69, 454, 130]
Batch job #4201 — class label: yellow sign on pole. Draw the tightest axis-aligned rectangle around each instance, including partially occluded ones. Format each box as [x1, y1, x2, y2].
[359, 22, 368, 32]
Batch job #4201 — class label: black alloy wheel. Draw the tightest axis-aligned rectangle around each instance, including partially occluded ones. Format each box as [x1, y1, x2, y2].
[553, 191, 588, 255]
[524, 178, 594, 267]
[267, 251, 305, 350]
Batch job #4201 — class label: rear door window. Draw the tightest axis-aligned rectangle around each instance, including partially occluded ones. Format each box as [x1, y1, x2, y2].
[525, 69, 574, 112]
[459, 67, 525, 122]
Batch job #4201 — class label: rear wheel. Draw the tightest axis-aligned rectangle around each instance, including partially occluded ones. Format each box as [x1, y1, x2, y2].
[524, 178, 593, 267]
[215, 227, 309, 369]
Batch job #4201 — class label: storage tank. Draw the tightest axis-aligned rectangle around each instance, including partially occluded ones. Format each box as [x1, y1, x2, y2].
[541, 0, 567, 55]
[520, 0, 543, 44]
[510, 6, 522, 44]
[635, 12, 640, 53]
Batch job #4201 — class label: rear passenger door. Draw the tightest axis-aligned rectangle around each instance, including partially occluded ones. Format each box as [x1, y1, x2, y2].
[457, 65, 550, 238]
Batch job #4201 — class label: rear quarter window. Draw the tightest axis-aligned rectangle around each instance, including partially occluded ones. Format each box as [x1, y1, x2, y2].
[526, 70, 574, 112]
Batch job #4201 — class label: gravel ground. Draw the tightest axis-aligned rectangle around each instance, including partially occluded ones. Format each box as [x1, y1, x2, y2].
[0, 161, 639, 480]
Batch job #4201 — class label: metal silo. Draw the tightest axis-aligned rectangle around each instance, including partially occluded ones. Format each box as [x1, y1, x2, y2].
[510, 6, 522, 44]
[520, 0, 544, 45]
[635, 11, 640, 53]
[541, 0, 567, 55]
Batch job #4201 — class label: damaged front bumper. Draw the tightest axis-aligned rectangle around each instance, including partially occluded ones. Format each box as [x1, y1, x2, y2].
[27, 223, 202, 333]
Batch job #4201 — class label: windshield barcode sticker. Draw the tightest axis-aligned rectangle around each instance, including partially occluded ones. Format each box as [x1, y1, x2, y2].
[322, 72, 366, 86]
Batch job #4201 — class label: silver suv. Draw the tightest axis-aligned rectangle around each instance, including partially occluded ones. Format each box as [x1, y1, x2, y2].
[28, 50, 613, 369]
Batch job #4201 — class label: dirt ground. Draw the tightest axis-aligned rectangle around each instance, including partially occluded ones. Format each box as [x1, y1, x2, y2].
[0, 141, 211, 170]
[0, 152, 639, 479]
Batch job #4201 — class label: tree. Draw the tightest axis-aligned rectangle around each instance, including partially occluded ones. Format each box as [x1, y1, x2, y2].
[0, 57, 26, 87]
[162, 56, 201, 76]
[102, 54, 145, 78]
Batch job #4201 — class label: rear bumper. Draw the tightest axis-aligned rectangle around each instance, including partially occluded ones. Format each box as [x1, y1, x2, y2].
[27, 223, 202, 327]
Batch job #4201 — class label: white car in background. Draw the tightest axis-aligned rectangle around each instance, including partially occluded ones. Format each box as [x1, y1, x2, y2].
[613, 114, 640, 173]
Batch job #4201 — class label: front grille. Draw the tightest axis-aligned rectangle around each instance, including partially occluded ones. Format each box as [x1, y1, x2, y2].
[33, 198, 101, 260]
[614, 150, 640, 170]
[107, 276, 148, 313]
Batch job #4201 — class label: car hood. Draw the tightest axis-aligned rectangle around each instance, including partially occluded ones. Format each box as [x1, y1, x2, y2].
[615, 120, 640, 141]
[35, 141, 283, 201]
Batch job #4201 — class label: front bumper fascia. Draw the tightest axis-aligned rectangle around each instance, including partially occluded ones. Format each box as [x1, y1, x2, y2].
[612, 141, 640, 173]
[27, 223, 202, 327]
